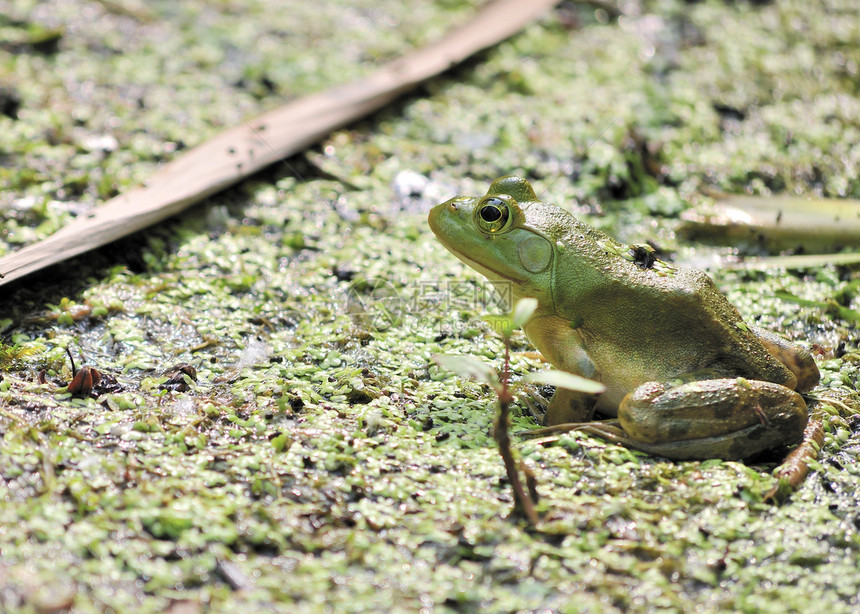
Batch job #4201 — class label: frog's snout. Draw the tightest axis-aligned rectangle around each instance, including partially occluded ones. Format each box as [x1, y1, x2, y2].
[441, 200, 461, 217]
[429, 197, 466, 239]
[427, 202, 447, 237]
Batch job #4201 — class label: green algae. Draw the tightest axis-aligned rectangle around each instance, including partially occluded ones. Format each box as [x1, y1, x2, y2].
[0, 0, 859, 612]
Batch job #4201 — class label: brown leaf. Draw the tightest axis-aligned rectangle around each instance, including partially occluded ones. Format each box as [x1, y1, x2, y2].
[67, 365, 101, 397]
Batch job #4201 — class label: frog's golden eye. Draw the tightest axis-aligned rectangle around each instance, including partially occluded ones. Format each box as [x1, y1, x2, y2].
[476, 197, 513, 233]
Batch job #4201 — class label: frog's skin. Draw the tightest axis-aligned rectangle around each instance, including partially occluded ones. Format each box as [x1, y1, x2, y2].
[429, 176, 820, 460]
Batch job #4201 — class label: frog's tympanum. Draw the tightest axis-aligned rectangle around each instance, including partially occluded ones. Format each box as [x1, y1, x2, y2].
[429, 176, 820, 461]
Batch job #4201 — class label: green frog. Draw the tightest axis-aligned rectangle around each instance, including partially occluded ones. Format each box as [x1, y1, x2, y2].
[429, 176, 820, 460]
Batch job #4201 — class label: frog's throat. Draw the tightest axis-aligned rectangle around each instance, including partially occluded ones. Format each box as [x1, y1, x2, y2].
[437, 243, 527, 285]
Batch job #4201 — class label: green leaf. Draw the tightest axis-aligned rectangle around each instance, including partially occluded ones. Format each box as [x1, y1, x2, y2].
[523, 370, 605, 394]
[775, 291, 860, 324]
[511, 298, 538, 328]
[483, 314, 514, 338]
[483, 298, 538, 339]
[271, 432, 293, 453]
[432, 354, 501, 392]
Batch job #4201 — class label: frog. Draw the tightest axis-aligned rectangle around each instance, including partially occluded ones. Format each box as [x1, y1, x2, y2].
[428, 176, 820, 461]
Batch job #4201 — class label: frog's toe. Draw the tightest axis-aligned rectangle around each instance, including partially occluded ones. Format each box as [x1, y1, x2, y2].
[753, 326, 820, 393]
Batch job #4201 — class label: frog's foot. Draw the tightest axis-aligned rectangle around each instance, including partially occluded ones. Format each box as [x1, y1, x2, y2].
[518, 386, 550, 423]
[764, 419, 824, 503]
[523, 419, 723, 463]
[525, 419, 625, 439]
[543, 386, 597, 425]
[617, 377, 809, 461]
[752, 326, 821, 393]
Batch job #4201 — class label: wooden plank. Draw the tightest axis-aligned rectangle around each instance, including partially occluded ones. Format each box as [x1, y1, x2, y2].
[0, 0, 561, 289]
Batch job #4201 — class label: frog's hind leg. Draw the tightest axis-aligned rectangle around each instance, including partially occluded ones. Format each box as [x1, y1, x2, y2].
[616, 377, 809, 460]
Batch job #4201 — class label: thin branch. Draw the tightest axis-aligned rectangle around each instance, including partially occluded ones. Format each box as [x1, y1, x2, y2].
[495, 341, 540, 526]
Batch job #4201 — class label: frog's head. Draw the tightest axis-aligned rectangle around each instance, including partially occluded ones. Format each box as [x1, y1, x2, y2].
[428, 176, 557, 307]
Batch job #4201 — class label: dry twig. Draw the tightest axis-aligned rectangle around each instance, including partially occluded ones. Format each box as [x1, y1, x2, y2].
[0, 0, 560, 289]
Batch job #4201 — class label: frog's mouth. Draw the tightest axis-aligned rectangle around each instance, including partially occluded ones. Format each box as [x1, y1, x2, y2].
[428, 202, 527, 284]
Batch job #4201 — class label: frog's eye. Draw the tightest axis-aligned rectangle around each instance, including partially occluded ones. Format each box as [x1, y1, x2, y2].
[475, 197, 514, 233]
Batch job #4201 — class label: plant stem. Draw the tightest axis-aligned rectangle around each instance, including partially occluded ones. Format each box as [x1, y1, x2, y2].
[494, 339, 539, 526]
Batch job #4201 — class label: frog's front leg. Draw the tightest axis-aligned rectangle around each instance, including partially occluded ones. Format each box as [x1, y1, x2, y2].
[523, 316, 599, 425]
[615, 376, 809, 460]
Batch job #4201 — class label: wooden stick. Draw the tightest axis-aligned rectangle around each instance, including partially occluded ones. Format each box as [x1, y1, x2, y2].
[0, 0, 560, 289]
[680, 193, 860, 253]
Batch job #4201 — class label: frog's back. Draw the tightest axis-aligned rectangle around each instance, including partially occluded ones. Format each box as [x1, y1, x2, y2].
[550, 218, 796, 392]
[633, 266, 793, 383]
